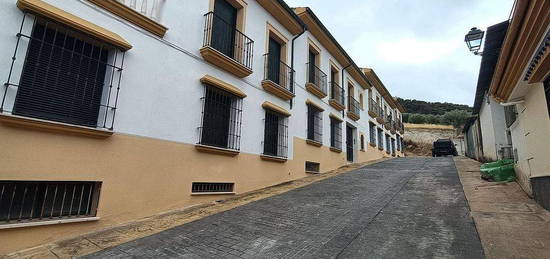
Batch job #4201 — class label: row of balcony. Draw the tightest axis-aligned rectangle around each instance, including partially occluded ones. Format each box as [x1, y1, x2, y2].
[197, 10, 402, 133]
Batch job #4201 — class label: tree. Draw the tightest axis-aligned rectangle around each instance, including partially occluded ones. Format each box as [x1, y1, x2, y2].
[409, 113, 427, 124]
[425, 114, 442, 124]
[402, 113, 410, 123]
[442, 110, 470, 128]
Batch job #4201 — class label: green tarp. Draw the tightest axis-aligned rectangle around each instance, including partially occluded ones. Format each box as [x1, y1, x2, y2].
[480, 161, 516, 182]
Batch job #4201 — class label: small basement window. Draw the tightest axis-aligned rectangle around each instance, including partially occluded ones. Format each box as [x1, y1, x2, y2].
[0, 181, 101, 226]
[192, 182, 234, 193]
[305, 161, 320, 174]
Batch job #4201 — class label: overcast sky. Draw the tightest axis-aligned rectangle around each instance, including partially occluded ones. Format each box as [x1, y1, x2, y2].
[285, 0, 514, 105]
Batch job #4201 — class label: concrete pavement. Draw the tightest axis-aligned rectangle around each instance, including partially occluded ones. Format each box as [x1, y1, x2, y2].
[85, 157, 484, 258]
[454, 156, 550, 259]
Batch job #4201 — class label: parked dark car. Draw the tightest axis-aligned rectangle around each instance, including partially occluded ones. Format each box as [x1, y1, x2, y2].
[432, 139, 458, 157]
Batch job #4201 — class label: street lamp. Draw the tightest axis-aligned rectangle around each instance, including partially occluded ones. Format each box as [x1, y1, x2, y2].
[465, 27, 484, 55]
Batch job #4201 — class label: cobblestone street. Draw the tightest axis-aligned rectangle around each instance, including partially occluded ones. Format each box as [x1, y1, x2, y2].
[85, 157, 484, 258]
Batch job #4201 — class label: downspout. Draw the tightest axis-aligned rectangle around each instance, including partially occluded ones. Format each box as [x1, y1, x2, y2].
[341, 64, 352, 117]
[290, 28, 306, 109]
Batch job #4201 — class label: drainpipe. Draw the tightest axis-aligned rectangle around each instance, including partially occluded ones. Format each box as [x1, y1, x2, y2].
[290, 28, 306, 109]
[341, 64, 352, 117]
[500, 99, 524, 106]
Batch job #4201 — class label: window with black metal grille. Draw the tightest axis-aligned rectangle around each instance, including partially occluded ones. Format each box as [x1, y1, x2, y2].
[330, 117, 342, 150]
[307, 104, 323, 143]
[0, 181, 100, 225]
[1, 14, 125, 130]
[198, 85, 243, 151]
[263, 110, 288, 158]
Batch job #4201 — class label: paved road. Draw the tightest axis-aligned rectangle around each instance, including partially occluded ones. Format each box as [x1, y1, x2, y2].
[85, 157, 484, 258]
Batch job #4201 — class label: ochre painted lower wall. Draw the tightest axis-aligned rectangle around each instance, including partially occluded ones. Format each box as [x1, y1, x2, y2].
[0, 124, 390, 254]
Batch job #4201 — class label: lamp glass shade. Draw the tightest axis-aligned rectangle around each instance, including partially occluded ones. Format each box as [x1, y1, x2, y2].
[465, 27, 484, 52]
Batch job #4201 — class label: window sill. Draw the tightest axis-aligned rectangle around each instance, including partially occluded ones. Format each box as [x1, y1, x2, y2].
[329, 99, 345, 111]
[305, 83, 327, 99]
[305, 170, 320, 174]
[369, 142, 377, 148]
[347, 111, 360, 121]
[200, 46, 253, 78]
[191, 192, 236, 196]
[0, 114, 113, 138]
[368, 110, 378, 118]
[306, 139, 323, 147]
[260, 154, 288, 163]
[88, 0, 167, 37]
[329, 147, 342, 153]
[0, 217, 100, 230]
[378, 147, 384, 151]
[195, 144, 240, 156]
[261, 80, 295, 101]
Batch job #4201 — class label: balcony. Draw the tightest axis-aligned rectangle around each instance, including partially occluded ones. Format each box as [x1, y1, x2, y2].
[261, 53, 295, 100]
[200, 12, 254, 78]
[368, 99, 380, 119]
[376, 107, 385, 124]
[384, 115, 392, 130]
[347, 96, 360, 121]
[88, 0, 167, 37]
[305, 63, 328, 99]
[389, 119, 397, 134]
[328, 81, 345, 111]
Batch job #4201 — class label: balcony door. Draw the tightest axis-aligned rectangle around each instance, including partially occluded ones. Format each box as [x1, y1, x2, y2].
[267, 38, 281, 84]
[330, 69, 337, 99]
[308, 50, 316, 84]
[346, 125, 354, 162]
[213, 0, 237, 58]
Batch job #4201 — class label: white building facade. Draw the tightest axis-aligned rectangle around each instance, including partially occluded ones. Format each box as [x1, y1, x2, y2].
[0, 0, 405, 253]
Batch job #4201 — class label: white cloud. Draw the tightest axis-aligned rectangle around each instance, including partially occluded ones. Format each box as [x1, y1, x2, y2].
[373, 37, 460, 65]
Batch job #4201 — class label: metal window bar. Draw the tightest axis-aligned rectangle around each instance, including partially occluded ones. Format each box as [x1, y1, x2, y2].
[198, 85, 243, 151]
[307, 104, 323, 143]
[348, 95, 360, 118]
[504, 105, 517, 128]
[330, 117, 342, 150]
[263, 110, 289, 158]
[1, 13, 125, 130]
[385, 135, 390, 153]
[202, 12, 254, 71]
[306, 62, 327, 95]
[263, 53, 294, 93]
[191, 182, 234, 193]
[369, 123, 376, 145]
[329, 81, 344, 106]
[0, 181, 100, 225]
[305, 161, 320, 173]
[377, 128, 383, 148]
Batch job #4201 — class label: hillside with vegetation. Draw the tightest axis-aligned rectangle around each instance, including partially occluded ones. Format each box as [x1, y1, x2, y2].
[396, 98, 472, 128]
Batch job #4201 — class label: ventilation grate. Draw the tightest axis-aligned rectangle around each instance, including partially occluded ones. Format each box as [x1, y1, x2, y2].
[192, 182, 234, 193]
[305, 161, 320, 173]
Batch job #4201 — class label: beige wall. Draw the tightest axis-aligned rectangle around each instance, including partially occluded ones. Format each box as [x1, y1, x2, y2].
[0, 124, 391, 254]
[512, 82, 550, 194]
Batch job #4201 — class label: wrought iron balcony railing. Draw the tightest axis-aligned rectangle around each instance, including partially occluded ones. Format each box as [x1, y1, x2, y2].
[263, 53, 294, 93]
[348, 96, 360, 117]
[306, 63, 327, 95]
[202, 12, 254, 71]
[368, 99, 382, 117]
[117, 0, 165, 22]
[329, 81, 345, 106]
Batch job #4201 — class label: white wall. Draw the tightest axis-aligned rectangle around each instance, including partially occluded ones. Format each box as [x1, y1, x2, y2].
[0, 0, 404, 161]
